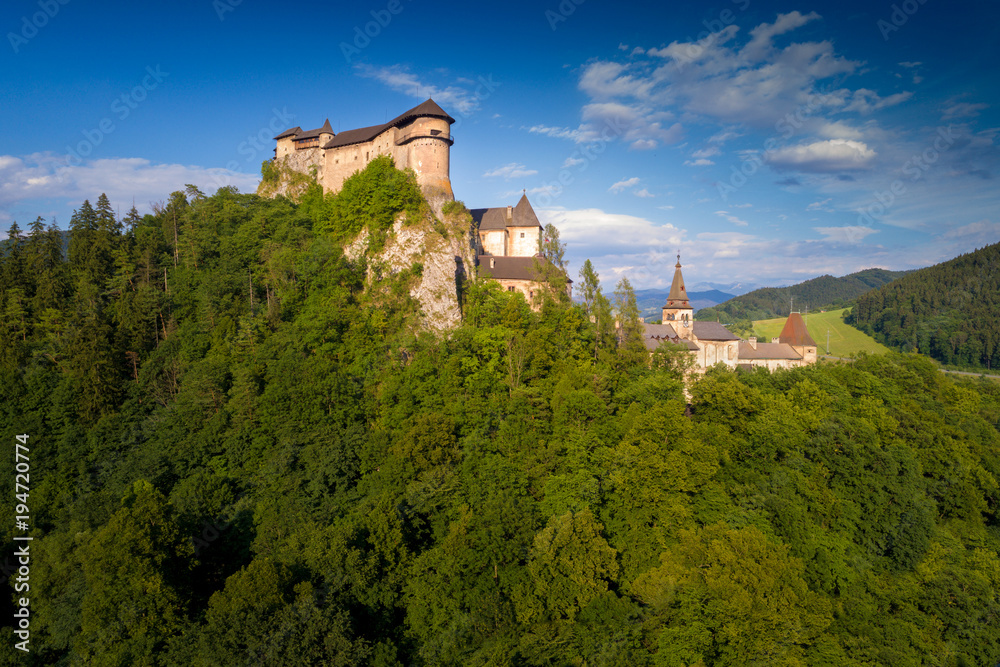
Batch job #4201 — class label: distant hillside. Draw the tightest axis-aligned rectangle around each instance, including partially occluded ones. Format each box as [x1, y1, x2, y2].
[696, 268, 909, 323]
[635, 288, 735, 322]
[848, 242, 1000, 370]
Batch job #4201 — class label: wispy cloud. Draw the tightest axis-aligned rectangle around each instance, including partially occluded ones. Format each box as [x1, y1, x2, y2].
[715, 210, 749, 226]
[483, 162, 538, 179]
[354, 64, 482, 115]
[609, 177, 641, 193]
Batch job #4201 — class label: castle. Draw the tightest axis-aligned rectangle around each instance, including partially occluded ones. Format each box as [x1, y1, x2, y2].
[272, 99, 455, 198]
[269, 99, 565, 306]
[268, 101, 818, 364]
[643, 258, 818, 371]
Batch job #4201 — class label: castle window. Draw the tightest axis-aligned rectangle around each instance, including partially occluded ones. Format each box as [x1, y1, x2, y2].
[520, 232, 525, 238]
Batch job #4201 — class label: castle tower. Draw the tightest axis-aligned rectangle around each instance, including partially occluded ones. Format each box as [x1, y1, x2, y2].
[662, 255, 693, 332]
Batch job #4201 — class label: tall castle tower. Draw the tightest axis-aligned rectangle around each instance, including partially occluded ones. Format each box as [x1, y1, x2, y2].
[661, 255, 694, 335]
[269, 99, 455, 199]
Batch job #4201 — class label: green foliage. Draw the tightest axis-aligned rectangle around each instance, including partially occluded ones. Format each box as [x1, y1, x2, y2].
[2, 183, 1000, 666]
[848, 241, 1000, 369]
[313, 155, 427, 249]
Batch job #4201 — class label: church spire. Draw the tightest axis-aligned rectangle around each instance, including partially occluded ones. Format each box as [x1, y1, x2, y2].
[662, 253, 694, 330]
[666, 254, 689, 307]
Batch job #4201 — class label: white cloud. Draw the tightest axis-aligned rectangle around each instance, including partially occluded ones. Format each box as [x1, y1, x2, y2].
[807, 197, 833, 211]
[0, 152, 259, 218]
[562, 156, 586, 168]
[658, 205, 675, 210]
[526, 124, 592, 142]
[715, 210, 749, 227]
[685, 158, 715, 166]
[634, 188, 655, 198]
[354, 64, 481, 115]
[609, 177, 641, 193]
[844, 89, 913, 114]
[942, 102, 988, 120]
[483, 162, 538, 180]
[814, 226, 878, 243]
[767, 139, 876, 172]
[539, 207, 683, 252]
[692, 146, 720, 159]
[815, 121, 864, 140]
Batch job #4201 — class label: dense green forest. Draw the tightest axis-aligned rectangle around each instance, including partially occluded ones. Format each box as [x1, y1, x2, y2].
[1, 163, 999, 666]
[697, 268, 908, 327]
[847, 242, 1000, 371]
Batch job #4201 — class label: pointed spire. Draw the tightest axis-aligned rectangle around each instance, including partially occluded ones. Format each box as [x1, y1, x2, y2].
[320, 118, 333, 135]
[666, 254, 689, 306]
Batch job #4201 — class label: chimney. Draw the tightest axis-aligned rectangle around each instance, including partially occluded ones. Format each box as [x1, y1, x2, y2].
[747, 336, 757, 349]
[506, 205, 513, 219]
[771, 337, 779, 343]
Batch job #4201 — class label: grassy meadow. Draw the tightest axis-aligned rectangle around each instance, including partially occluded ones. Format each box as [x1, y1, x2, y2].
[753, 308, 890, 357]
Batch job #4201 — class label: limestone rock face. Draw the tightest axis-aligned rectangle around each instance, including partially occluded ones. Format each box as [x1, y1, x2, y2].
[345, 205, 476, 333]
[256, 153, 323, 200]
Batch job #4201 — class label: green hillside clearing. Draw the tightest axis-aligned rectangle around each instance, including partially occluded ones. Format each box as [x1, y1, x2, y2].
[752, 308, 890, 357]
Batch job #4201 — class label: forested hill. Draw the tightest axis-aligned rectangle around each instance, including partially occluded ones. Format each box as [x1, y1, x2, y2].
[696, 268, 909, 324]
[1, 163, 1000, 665]
[847, 241, 1000, 370]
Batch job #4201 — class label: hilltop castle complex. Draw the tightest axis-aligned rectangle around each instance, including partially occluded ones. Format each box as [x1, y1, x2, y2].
[267, 100, 818, 371]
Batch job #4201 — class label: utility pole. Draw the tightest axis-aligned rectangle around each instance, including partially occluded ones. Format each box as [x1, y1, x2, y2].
[827, 328, 831, 355]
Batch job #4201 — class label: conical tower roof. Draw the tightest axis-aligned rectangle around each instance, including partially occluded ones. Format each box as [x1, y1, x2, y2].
[665, 255, 690, 308]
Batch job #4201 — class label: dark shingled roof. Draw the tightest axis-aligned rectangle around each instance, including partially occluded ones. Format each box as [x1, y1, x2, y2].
[738, 341, 803, 360]
[471, 194, 543, 232]
[323, 98, 455, 149]
[641, 323, 700, 352]
[295, 118, 335, 141]
[477, 255, 570, 283]
[778, 313, 817, 347]
[692, 321, 740, 341]
[470, 207, 509, 231]
[274, 126, 302, 140]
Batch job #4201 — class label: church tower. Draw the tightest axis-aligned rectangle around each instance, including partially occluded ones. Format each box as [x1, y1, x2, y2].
[661, 255, 694, 332]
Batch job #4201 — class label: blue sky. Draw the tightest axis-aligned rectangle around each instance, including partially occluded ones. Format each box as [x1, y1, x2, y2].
[2, 0, 998, 290]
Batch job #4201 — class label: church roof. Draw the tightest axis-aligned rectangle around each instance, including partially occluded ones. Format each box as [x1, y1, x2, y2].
[738, 341, 803, 360]
[778, 312, 817, 347]
[692, 321, 740, 341]
[665, 256, 691, 308]
[641, 323, 700, 351]
[477, 254, 569, 282]
[470, 194, 543, 232]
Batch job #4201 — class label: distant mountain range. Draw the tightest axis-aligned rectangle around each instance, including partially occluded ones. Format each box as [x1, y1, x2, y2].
[635, 288, 736, 322]
[695, 268, 910, 323]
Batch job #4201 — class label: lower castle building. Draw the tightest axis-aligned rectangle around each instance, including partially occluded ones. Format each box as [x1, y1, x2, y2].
[471, 193, 570, 303]
[643, 257, 818, 371]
